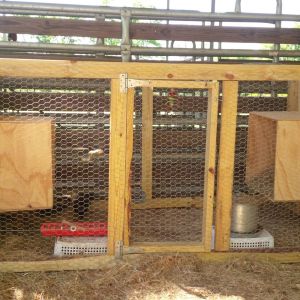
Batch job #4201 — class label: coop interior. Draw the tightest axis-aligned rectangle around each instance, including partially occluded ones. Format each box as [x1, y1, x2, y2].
[0, 77, 300, 262]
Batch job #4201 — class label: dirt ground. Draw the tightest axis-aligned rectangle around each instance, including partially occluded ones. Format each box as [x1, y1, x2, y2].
[0, 255, 299, 300]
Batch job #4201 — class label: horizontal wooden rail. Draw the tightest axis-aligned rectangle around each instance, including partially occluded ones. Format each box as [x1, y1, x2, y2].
[127, 242, 207, 253]
[1, 16, 300, 44]
[1, 59, 300, 80]
[1, 252, 299, 273]
[0, 255, 116, 273]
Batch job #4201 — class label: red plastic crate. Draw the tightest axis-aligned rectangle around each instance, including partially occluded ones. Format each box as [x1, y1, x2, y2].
[40, 222, 108, 237]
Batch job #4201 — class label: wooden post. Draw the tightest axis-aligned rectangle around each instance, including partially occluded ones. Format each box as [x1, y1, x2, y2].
[287, 81, 300, 216]
[108, 79, 134, 255]
[142, 87, 153, 201]
[124, 87, 135, 246]
[287, 81, 300, 111]
[215, 81, 239, 251]
[202, 81, 220, 251]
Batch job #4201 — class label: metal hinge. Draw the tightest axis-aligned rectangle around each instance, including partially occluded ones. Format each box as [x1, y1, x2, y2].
[120, 73, 152, 93]
[115, 240, 123, 259]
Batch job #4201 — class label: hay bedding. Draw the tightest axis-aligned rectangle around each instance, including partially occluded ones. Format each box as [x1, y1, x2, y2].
[0, 255, 300, 300]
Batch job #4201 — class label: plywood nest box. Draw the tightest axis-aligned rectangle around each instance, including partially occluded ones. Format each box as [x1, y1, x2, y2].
[0, 118, 54, 211]
[246, 112, 300, 202]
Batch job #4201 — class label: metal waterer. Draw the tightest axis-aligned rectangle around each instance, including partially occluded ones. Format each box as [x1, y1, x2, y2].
[231, 203, 258, 234]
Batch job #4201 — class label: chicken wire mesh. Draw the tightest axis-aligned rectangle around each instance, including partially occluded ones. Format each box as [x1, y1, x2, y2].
[0, 77, 111, 261]
[0, 76, 299, 262]
[130, 86, 211, 244]
[231, 81, 300, 250]
[129, 80, 300, 250]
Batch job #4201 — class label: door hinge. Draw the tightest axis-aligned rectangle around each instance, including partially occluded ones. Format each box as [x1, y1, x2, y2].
[120, 73, 152, 93]
[115, 240, 124, 259]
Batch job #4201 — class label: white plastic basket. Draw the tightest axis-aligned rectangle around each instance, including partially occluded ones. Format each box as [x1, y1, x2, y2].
[211, 227, 274, 250]
[54, 236, 107, 256]
[230, 229, 274, 249]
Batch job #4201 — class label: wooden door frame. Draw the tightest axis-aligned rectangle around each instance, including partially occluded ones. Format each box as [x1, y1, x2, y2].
[108, 77, 219, 255]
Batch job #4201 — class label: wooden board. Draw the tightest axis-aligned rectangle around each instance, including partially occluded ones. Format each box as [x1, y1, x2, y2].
[287, 81, 300, 111]
[0, 255, 116, 273]
[127, 242, 206, 253]
[202, 82, 219, 251]
[1, 252, 300, 273]
[246, 114, 276, 181]
[1, 59, 300, 81]
[287, 82, 300, 214]
[141, 87, 153, 201]
[246, 112, 300, 201]
[124, 87, 135, 247]
[250, 111, 300, 121]
[132, 197, 203, 210]
[275, 121, 300, 201]
[1, 16, 300, 44]
[0, 118, 54, 211]
[215, 81, 239, 251]
[107, 79, 134, 254]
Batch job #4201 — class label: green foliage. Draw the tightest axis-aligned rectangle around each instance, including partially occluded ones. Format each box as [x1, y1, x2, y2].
[262, 23, 300, 61]
[279, 44, 300, 51]
[101, 0, 111, 5]
[36, 35, 81, 44]
[132, 39, 161, 47]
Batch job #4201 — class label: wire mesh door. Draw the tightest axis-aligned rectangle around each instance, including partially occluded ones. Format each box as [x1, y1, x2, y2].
[128, 80, 219, 252]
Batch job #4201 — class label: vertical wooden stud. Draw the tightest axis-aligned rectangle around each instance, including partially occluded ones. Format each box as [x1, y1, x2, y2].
[202, 82, 219, 251]
[287, 81, 300, 111]
[215, 81, 239, 251]
[123, 87, 135, 246]
[287, 81, 300, 215]
[142, 87, 153, 201]
[108, 79, 134, 255]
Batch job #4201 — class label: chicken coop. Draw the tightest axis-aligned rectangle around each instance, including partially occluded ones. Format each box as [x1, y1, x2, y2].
[0, 0, 300, 272]
[0, 59, 300, 272]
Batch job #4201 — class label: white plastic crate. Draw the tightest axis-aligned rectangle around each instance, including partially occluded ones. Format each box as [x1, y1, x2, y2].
[230, 229, 274, 249]
[54, 236, 108, 256]
[211, 227, 274, 250]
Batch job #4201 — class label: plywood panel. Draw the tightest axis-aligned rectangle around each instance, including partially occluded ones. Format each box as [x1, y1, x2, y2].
[0, 118, 54, 211]
[287, 81, 300, 111]
[246, 114, 276, 181]
[251, 111, 300, 121]
[246, 111, 300, 202]
[275, 121, 300, 201]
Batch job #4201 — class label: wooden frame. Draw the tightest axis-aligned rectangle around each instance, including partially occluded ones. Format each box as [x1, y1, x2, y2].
[107, 79, 134, 254]
[215, 81, 239, 251]
[287, 81, 300, 111]
[113, 79, 219, 254]
[142, 87, 153, 201]
[0, 59, 300, 271]
[1, 59, 300, 80]
[285, 82, 300, 215]
[1, 252, 299, 273]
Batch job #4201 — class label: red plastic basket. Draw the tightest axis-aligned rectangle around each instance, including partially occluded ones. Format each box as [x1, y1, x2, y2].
[40, 222, 108, 237]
